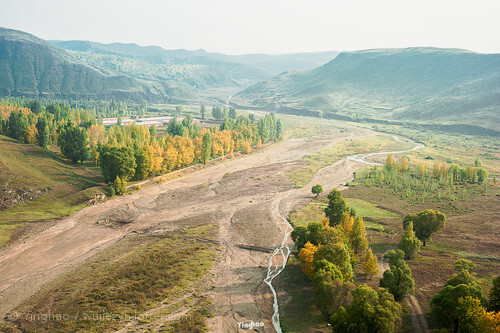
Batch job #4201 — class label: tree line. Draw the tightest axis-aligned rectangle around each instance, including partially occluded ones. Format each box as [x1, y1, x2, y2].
[361, 154, 490, 203]
[0, 100, 282, 195]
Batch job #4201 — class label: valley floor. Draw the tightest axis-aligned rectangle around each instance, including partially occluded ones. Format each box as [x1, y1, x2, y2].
[0, 117, 421, 332]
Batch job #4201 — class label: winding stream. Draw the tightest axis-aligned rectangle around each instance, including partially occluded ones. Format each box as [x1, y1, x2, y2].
[263, 134, 425, 333]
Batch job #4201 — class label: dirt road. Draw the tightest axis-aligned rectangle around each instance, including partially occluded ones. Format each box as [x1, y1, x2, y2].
[0, 121, 408, 332]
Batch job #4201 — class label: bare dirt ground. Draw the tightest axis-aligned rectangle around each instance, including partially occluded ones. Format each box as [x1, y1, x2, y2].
[0, 122, 406, 332]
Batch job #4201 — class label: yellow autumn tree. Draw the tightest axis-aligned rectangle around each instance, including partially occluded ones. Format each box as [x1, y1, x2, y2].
[219, 129, 233, 153]
[362, 248, 379, 279]
[458, 296, 500, 332]
[25, 124, 38, 144]
[433, 161, 442, 178]
[91, 145, 100, 166]
[298, 241, 319, 279]
[163, 145, 179, 172]
[340, 211, 354, 235]
[173, 136, 194, 167]
[418, 161, 427, 177]
[241, 140, 252, 154]
[350, 217, 368, 254]
[87, 124, 106, 146]
[149, 140, 164, 175]
[399, 156, 410, 174]
[385, 153, 396, 171]
[192, 135, 203, 162]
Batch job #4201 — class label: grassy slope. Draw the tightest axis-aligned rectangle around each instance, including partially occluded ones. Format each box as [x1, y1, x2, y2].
[234, 48, 500, 130]
[0, 135, 106, 244]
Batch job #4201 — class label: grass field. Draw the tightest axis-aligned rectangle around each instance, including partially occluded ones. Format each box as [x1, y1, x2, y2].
[3, 224, 218, 332]
[372, 125, 500, 177]
[287, 134, 412, 188]
[0, 135, 106, 245]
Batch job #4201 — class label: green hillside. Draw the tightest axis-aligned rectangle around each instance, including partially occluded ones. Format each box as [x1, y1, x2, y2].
[0, 27, 173, 102]
[0, 135, 105, 231]
[234, 47, 500, 131]
[0, 27, 339, 103]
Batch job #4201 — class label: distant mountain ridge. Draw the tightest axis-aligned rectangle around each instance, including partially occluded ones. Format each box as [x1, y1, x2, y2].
[0, 27, 339, 102]
[50, 40, 339, 75]
[233, 47, 500, 131]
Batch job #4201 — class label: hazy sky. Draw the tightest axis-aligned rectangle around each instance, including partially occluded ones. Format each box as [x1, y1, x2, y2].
[1, 0, 499, 54]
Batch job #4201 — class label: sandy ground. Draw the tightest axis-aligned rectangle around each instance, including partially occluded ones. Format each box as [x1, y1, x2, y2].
[0, 122, 410, 332]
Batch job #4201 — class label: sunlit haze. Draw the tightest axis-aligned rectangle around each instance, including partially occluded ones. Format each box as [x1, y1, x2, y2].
[1, 0, 499, 54]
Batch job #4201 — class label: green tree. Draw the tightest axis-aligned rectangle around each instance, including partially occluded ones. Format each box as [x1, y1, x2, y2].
[313, 243, 353, 282]
[57, 121, 88, 164]
[431, 260, 484, 333]
[201, 132, 212, 164]
[183, 114, 193, 128]
[113, 175, 126, 195]
[99, 145, 137, 183]
[379, 249, 415, 300]
[432, 285, 483, 333]
[403, 209, 446, 246]
[488, 276, 500, 312]
[457, 296, 491, 333]
[175, 105, 184, 116]
[312, 261, 354, 317]
[149, 125, 157, 138]
[474, 158, 482, 167]
[398, 221, 421, 259]
[228, 107, 237, 119]
[324, 189, 350, 226]
[350, 217, 368, 254]
[305, 221, 325, 246]
[476, 168, 488, 183]
[362, 248, 379, 279]
[0, 113, 5, 135]
[167, 117, 184, 137]
[330, 284, 402, 333]
[139, 99, 148, 116]
[134, 149, 150, 180]
[29, 100, 42, 114]
[7, 110, 28, 142]
[311, 184, 324, 197]
[200, 104, 206, 119]
[35, 117, 50, 148]
[212, 106, 223, 121]
[291, 225, 307, 251]
[276, 119, 282, 139]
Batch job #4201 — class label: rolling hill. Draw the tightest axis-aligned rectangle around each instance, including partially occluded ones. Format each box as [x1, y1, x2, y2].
[0, 27, 339, 103]
[233, 47, 500, 131]
[0, 27, 176, 101]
